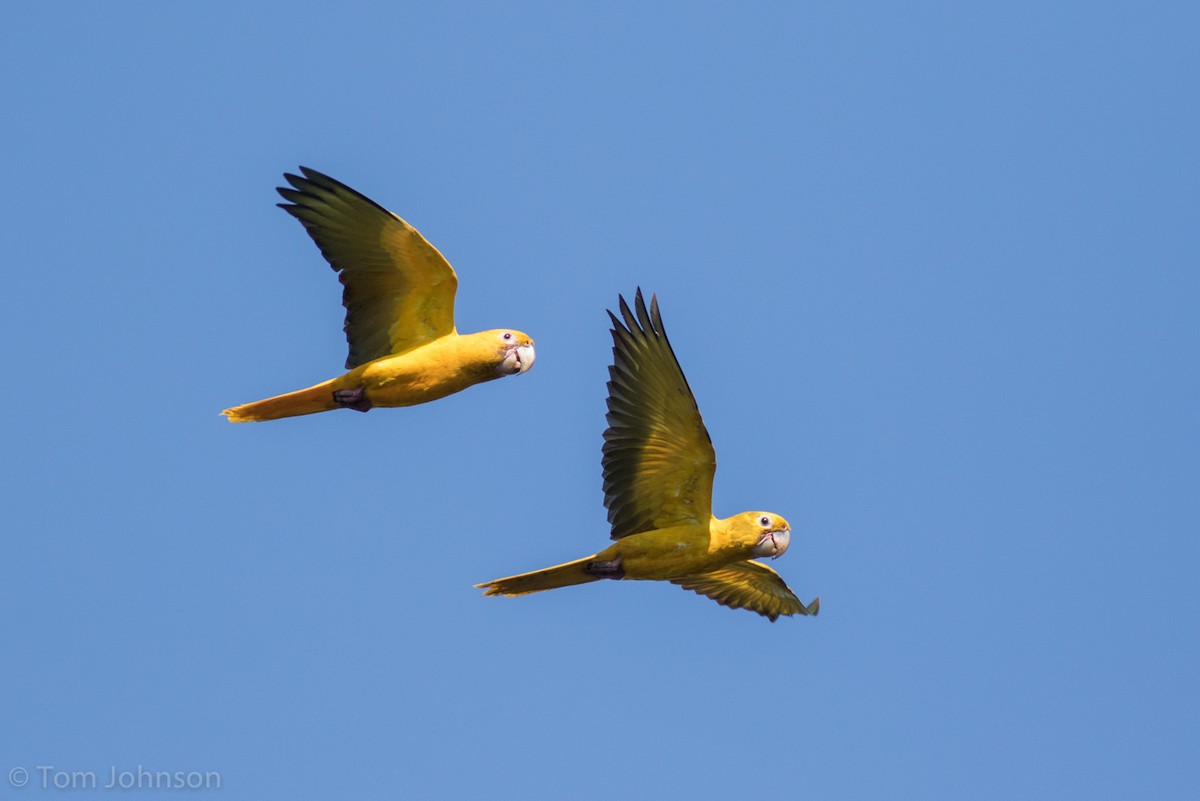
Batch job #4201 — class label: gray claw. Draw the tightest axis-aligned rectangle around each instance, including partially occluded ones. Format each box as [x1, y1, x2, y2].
[585, 557, 625, 580]
[332, 387, 372, 413]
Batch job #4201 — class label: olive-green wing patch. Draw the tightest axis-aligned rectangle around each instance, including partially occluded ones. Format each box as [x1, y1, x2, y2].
[602, 290, 716, 540]
[672, 561, 819, 622]
[277, 167, 458, 369]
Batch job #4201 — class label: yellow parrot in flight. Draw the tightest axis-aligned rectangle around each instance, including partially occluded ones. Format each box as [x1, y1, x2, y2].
[223, 167, 535, 422]
[478, 290, 819, 621]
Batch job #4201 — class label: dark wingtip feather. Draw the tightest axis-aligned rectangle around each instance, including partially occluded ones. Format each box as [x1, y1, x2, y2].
[297, 165, 340, 188]
[611, 288, 662, 337]
[617, 293, 637, 331]
[279, 166, 340, 197]
[649, 293, 664, 335]
[280, 171, 306, 191]
[276, 186, 306, 204]
[632, 288, 656, 336]
[275, 202, 303, 219]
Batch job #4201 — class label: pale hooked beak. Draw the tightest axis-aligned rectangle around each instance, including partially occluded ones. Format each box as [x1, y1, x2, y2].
[498, 342, 536, 376]
[752, 527, 791, 560]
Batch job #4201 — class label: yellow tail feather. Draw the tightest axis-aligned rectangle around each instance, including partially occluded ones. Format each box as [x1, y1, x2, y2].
[222, 379, 340, 423]
[476, 556, 602, 597]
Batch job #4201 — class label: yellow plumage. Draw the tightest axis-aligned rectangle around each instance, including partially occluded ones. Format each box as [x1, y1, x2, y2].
[478, 291, 818, 621]
[223, 167, 534, 423]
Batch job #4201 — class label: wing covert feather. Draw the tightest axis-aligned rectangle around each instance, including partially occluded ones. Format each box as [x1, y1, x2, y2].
[602, 290, 716, 540]
[276, 167, 458, 369]
[672, 561, 818, 622]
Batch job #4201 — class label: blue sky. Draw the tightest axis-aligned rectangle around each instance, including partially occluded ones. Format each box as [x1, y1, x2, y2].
[2, 2, 1197, 798]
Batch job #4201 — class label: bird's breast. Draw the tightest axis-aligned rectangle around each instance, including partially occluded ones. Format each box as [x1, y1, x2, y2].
[356, 341, 488, 407]
[613, 526, 737, 581]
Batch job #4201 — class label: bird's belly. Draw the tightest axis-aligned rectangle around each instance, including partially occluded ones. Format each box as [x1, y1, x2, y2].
[623, 553, 716, 580]
[614, 530, 730, 581]
[354, 352, 480, 407]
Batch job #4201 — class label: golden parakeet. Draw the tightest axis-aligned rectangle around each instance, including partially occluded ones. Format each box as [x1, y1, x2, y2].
[223, 167, 535, 422]
[478, 290, 818, 621]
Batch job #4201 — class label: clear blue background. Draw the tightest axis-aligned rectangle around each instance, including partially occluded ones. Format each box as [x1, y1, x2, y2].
[2, 2, 1196, 798]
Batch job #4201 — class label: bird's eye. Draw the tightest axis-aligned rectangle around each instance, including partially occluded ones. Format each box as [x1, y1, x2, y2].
[502, 332, 513, 340]
[759, 516, 771, 527]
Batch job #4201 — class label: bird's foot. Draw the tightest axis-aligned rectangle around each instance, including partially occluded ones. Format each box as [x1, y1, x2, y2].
[332, 387, 372, 413]
[584, 557, 625, 580]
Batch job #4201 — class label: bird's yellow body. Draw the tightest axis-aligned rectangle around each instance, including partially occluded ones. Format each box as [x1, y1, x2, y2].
[223, 167, 534, 423]
[351, 331, 524, 404]
[480, 513, 814, 621]
[478, 291, 818, 621]
[598, 518, 759, 580]
[223, 329, 529, 422]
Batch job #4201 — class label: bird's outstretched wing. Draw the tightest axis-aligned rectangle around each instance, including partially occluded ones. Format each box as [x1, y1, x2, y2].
[277, 167, 458, 369]
[672, 561, 820, 622]
[602, 289, 716, 540]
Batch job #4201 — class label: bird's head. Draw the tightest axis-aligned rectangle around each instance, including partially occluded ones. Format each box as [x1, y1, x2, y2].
[737, 512, 792, 560]
[489, 330, 536, 376]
